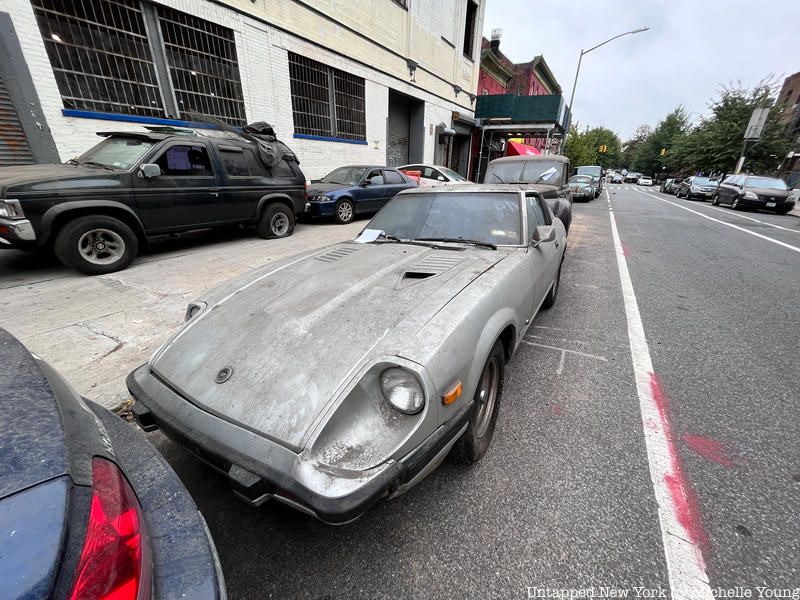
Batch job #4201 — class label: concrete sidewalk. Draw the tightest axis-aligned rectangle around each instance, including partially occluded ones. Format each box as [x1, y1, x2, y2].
[0, 220, 363, 409]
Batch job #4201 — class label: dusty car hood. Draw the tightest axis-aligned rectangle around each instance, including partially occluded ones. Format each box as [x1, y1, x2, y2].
[0, 164, 124, 196]
[150, 242, 505, 451]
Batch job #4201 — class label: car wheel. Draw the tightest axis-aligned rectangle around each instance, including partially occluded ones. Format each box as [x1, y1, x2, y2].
[731, 196, 741, 210]
[54, 215, 138, 275]
[541, 263, 562, 310]
[256, 203, 295, 239]
[711, 193, 720, 206]
[334, 198, 355, 224]
[452, 340, 505, 464]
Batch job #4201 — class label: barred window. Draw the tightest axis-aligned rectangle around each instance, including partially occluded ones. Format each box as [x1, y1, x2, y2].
[31, 0, 246, 125]
[288, 53, 366, 142]
[31, 0, 163, 117]
[157, 5, 246, 125]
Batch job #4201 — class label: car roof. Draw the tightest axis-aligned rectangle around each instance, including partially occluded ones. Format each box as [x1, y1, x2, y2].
[97, 127, 250, 143]
[489, 154, 570, 164]
[332, 165, 395, 170]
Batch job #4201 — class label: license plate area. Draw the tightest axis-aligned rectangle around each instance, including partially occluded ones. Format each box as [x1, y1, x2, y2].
[766, 202, 776, 208]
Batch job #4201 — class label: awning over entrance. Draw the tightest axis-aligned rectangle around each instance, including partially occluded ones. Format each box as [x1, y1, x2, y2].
[506, 140, 540, 156]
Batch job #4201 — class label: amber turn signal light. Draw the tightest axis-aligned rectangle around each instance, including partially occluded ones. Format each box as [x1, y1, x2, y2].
[442, 381, 462, 405]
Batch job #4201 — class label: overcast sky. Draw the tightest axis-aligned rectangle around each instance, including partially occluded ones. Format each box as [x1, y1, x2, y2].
[482, 0, 799, 140]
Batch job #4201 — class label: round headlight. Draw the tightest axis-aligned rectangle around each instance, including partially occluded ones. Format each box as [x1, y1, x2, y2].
[379, 367, 425, 414]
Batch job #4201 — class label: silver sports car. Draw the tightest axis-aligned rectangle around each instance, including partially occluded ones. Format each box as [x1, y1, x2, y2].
[128, 184, 567, 524]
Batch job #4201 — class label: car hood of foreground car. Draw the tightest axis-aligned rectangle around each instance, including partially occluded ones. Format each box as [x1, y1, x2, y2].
[149, 242, 507, 451]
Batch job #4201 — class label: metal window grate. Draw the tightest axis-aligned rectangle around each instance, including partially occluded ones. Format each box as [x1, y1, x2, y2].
[31, 0, 164, 117]
[288, 52, 365, 141]
[157, 5, 246, 125]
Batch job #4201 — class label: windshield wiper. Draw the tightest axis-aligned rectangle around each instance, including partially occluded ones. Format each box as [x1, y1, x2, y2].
[414, 237, 498, 250]
[492, 173, 507, 184]
[80, 160, 115, 171]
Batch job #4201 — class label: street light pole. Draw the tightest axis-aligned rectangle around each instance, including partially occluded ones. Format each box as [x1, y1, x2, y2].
[564, 27, 649, 147]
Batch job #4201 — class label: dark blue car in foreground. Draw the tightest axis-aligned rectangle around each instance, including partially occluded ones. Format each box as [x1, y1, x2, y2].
[305, 165, 417, 224]
[0, 328, 225, 600]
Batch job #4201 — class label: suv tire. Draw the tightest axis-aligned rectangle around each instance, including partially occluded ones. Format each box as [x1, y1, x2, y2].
[54, 215, 138, 275]
[256, 203, 295, 239]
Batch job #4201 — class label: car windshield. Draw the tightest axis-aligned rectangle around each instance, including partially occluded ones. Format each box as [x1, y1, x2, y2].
[360, 192, 522, 245]
[485, 160, 564, 184]
[693, 177, 714, 185]
[321, 167, 366, 185]
[75, 137, 155, 170]
[569, 176, 592, 184]
[745, 177, 788, 190]
[576, 166, 602, 177]
[438, 166, 468, 181]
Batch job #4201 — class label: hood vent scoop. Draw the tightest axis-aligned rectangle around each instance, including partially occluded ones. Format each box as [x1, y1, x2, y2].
[400, 254, 466, 285]
[315, 246, 361, 263]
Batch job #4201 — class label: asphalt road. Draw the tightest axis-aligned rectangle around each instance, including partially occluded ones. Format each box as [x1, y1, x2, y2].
[140, 185, 799, 599]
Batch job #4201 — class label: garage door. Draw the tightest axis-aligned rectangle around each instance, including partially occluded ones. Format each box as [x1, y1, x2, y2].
[386, 93, 410, 167]
[0, 71, 34, 166]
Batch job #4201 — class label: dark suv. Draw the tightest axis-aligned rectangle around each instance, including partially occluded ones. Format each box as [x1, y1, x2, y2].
[0, 127, 306, 274]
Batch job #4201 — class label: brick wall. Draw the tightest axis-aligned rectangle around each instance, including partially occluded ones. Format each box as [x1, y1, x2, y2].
[1, 0, 475, 178]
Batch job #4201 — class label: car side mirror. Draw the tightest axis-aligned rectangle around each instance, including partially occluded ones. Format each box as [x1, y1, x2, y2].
[531, 225, 556, 248]
[138, 163, 161, 179]
[437, 175, 446, 182]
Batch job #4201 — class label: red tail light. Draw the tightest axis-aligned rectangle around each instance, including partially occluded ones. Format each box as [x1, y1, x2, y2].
[69, 457, 152, 600]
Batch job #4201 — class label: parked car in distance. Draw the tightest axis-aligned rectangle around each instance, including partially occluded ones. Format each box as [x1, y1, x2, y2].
[713, 175, 795, 214]
[305, 165, 418, 224]
[128, 185, 566, 525]
[674, 176, 718, 200]
[624, 172, 640, 183]
[398, 164, 469, 187]
[568, 175, 596, 201]
[637, 176, 653, 186]
[0, 327, 225, 600]
[0, 126, 306, 274]
[575, 165, 603, 196]
[483, 154, 573, 234]
[660, 178, 678, 194]
[610, 172, 624, 184]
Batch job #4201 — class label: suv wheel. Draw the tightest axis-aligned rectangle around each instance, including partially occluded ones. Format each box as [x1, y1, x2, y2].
[256, 203, 295, 239]
[55, 215, 138, 275]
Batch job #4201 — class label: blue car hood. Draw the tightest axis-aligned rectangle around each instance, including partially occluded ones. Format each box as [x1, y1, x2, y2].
[307, 182, 353, 196]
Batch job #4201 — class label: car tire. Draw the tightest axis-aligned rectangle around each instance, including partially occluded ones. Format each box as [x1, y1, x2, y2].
[334, 198, 355, 225]
[54, 215, 138, 275]
[256, 203, 295, 239]
[732, 196, 742, 210]
[541, 263, 562, 310]
[711, 193, 720, 206]
[452, 340, 505, 464]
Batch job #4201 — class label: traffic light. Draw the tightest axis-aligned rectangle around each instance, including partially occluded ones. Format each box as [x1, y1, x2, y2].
[599, 144, 607, 153]
[659, 148, 667, 156]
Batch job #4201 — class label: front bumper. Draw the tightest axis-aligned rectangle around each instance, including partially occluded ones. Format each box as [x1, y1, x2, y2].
[686, 190, 714, 199]
[305, 198, 337, 218]
[0, 217, 36, 246]
[127, 364, 469, 524]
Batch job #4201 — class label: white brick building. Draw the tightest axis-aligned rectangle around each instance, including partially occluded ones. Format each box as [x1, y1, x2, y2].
[0, 0, 485, 179]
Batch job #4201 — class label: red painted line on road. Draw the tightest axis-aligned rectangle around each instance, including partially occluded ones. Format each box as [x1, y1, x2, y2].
[650, 373, 709, 552]
[621, 242, 632, 257]
[682, 434, 735, 468]
[550, 404, 564, 416]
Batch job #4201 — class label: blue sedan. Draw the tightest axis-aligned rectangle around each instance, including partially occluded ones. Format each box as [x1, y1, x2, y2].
[305, 165, 418, 224]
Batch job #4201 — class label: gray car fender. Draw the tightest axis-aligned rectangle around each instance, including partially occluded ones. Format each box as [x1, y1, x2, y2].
[463, 307, 519, 405]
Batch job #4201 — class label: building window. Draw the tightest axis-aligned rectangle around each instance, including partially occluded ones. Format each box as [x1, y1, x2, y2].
[31, 0, 246, 125]
[463, 0, 478, 59]
[288, 52, 366, 142]
[32, 0, 163, 117]
[157, 5, 246, 125]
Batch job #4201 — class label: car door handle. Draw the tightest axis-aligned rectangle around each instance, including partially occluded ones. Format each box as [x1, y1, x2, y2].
[555, 240, 560, 248]
[209, 188, 221, 197]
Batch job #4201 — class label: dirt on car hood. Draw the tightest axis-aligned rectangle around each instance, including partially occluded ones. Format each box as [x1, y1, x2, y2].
[150, 242, 505, 451]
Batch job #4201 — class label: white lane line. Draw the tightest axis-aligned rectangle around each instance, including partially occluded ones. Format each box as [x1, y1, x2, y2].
[705, 205, 800, 235]
[605, 189, 713, 599]
[633, 188, 800, 254]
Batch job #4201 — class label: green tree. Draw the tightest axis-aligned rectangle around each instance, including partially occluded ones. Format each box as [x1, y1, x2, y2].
[562, 124, 597, 167]
[621, 125, 652, 170]
[631, 107, 691, 177]
[586, 126, 622, 169]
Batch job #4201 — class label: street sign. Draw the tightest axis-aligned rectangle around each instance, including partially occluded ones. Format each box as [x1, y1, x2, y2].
[744, 107, 769, 140]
